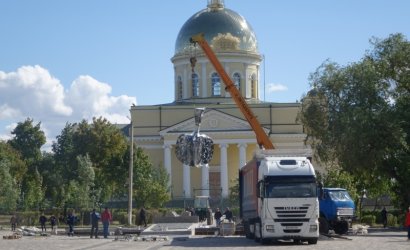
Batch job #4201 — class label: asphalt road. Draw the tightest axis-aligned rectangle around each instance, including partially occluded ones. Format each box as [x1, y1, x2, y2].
[1, 230, 409, 250]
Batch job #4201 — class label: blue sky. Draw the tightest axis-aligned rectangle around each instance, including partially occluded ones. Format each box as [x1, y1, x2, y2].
[1, 0, 409, 149]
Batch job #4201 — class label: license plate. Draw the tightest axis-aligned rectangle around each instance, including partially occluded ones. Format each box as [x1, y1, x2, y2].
[285, 226, 298, 230]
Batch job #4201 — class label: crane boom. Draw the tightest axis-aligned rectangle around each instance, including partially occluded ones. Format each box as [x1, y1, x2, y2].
[190, 33, 274, 149]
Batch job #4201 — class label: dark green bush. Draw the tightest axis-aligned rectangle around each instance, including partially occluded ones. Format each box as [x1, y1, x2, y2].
[362, 215, 376, 226]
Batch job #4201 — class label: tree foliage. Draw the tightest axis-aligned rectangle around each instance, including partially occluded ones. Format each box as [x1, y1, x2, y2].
[133, 147, 170, 208]
[0, 160, 20, 212]
[300, 33, 410, 208]
[1, 116, 171, 213]
[8, 118, 46, 166]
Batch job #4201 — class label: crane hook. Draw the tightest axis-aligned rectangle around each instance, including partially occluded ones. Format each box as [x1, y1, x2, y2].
[190, 56, 197, 73]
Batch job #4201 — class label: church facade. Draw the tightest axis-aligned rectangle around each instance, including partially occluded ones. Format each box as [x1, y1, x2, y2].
[130, 0, 313, 202]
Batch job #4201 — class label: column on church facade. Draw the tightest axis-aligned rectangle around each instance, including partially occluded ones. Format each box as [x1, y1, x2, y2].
[238, 143, 247, 169]
[201, 62, 207, 97]
[219, 143, 229, 197]
[163, 144, 172, 188]
[183, 164, 191, 198]
[201, 164, 209, 196]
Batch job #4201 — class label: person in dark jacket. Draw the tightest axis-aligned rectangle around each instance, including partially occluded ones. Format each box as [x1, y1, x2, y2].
[139, 207, 147, 227]
[66, 212, 76, 236]
[39, 214, 47, 232]
[10, 214, 17, 231]
[90, 209, 100, 238]
[224, 207, 233, 222]
[381, 207, 388, 228]
[50, 215, 57, 231]
[214, 208, 222, 225]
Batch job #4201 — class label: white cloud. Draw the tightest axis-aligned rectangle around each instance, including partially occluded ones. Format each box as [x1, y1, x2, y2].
[266, 83, 288, 93]
[0, 65, 137, 150]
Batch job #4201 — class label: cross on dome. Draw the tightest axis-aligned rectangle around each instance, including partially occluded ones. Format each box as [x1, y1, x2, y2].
[207, 0, 224, 10]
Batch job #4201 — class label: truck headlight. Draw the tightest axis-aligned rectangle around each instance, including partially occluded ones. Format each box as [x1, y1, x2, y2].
[309, 225, 318, 232]
[266, 225, 275, 232]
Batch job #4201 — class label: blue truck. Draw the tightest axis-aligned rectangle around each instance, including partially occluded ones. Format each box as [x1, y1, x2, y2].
[318, 187, 355, 234]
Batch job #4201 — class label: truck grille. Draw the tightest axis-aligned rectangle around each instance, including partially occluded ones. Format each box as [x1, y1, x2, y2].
[338, 208, 354, 216]
[274, 206, 309, 233]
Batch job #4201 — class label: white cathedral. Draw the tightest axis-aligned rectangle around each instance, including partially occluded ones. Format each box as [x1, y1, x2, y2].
[130, 0, 314, 203]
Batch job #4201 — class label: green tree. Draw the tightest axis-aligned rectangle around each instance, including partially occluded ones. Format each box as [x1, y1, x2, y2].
[228, 178, 240, 209]
[23, 169, 44, 210]
[299, 33, 410, 208]
[0, 141, 27, 186]
[64, 154, 96, 209]
[8, 118, 46, 210]
[71, 117, 128, 202]
[0, 160, 20, 212]
[8, 118, 46, 166]
[133, 147, 170, 208]
[0, 141, 25, 211]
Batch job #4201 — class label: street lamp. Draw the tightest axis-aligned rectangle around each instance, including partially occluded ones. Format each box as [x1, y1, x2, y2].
[128, 117, 134, 225]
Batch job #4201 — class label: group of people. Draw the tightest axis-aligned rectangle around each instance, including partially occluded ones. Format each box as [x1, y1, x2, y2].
[38, 214, 58, 232]
[214, 207, 233, 225]
[67, 207, 114, 238]
[9, 214, 57, 232]
[89, 207, 113, 238]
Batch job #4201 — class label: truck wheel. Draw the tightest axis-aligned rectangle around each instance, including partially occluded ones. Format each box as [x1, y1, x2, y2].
[245, 222, 251, 239]
[334, 221, 349, 235]
[254, 222, 261, 242]
[308, 239, 318, 244]
[249, 222, 255, 239]
[319, 217, 329, 234]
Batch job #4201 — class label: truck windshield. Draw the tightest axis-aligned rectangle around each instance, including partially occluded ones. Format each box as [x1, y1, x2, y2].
[328, 190, 352, 201]
[264, 176, 317, 198]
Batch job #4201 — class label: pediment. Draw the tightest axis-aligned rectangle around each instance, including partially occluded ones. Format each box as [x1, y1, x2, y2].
[160, 109, 262, 135]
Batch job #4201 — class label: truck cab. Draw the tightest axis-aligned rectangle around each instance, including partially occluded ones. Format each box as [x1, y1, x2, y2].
[240, 152, 319, 245]
[318, 188, 355, 234]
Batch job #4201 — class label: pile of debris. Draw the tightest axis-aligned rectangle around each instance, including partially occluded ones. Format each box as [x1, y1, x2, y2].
[3, 233, 22, 240]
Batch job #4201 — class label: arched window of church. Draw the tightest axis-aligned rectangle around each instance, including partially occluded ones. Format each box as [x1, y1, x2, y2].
[177, 76, 183, 100]
[251, 74, 257, 98]
[233, 72, 241, 91]
[211, 72, 221, 96]
[192, 73, 199, 97]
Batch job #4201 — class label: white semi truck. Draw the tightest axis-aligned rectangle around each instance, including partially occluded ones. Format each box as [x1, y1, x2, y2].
[190, 34, 319, 244]
[239, 150, 319, 244]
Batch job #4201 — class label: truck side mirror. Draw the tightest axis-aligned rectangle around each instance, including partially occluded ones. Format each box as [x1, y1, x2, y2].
[318, 182, 324, 200]
[257, 181, 264, 199]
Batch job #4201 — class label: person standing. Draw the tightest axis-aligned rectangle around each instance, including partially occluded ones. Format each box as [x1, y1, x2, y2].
[214, 208, 222, 225]
[39, 214, 47, 232]
[49, 215, 57, 234]
[139, 207, 147, 227]
[405, 206, 410, 240]
[224, 207, 233, 222]
[10, 214, 17, 231]
[381, 207, 388, 228]
[101, 207, 112, 238]
[90, 209, 100, 238]
[66, 211, 76, 237]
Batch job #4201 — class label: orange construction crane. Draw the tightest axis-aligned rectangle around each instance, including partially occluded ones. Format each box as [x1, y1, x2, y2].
[190, 33, 274, 150]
